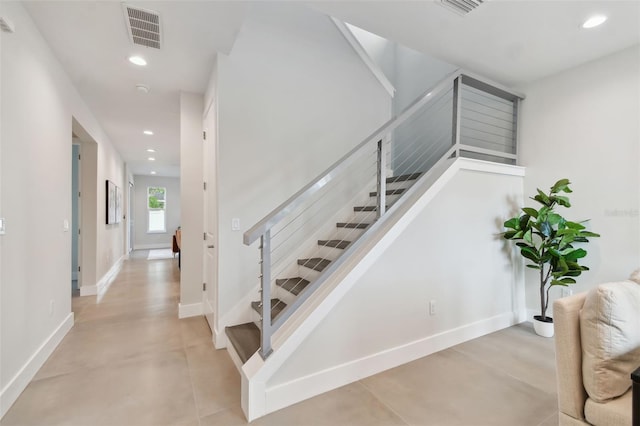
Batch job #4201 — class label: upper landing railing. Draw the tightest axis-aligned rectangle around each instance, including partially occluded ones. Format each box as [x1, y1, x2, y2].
[244, 69, 524, 358]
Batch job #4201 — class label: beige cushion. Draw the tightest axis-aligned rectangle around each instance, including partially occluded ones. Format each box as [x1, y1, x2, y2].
[584, 391, 632, 426]
[630, 268, 640, 284]
[580, 281, 640, 403]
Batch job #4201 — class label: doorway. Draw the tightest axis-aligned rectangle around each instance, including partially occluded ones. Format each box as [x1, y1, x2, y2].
[202, 95, 218, 340]
[128, 181, 134, 253]
[72, 143, 81, 295]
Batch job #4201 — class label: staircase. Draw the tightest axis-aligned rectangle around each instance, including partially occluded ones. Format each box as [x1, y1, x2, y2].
[226, 172, 422, 363]
[222, 69, 524, 421]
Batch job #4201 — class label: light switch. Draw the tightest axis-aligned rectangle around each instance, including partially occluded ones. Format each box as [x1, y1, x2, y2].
[0, 218, 5, 235]
[63, 219, 70, 232]
[232, 218, 240, 231]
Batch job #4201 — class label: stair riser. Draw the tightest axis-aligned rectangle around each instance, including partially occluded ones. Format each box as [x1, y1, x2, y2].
[315, 245, 345, 260]
[296, 265, 322, 282]
[333, 227, 367, 241]
[274, 286, 297, 305]
[385, 180, 417, 191]
[369, 193, 403, 204]
[353, 210, 378, 223]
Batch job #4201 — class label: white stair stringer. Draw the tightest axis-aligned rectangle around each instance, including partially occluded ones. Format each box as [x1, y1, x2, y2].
[238, 157, 526, 421]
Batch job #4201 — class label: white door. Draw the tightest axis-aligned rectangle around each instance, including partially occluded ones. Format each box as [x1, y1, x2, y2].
[72, 144, 82, 292]
[202, 98, 218, 338]
[128, 182, 134, 253]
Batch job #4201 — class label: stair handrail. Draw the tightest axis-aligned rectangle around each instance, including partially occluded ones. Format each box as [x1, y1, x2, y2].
[243, 68, 463, 246]
[243, 67, 525, 359]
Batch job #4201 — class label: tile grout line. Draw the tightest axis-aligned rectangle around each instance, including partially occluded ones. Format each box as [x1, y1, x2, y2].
[355, 380, 411, 426]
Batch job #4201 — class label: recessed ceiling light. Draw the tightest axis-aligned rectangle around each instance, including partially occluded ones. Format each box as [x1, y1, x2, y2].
[148, 157, 155, 161]
[150, 171, 157, 175]
[146, 148, 156, 153]
[143, 130, 154, 135]
[128, 55, 147, 66]
[582, 15, 607, 29]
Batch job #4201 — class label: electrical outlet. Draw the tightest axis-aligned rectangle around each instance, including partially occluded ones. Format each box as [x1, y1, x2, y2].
[429, 300, 436, 316]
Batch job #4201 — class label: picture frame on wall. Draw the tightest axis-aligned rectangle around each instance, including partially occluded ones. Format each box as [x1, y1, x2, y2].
[115, 186, 122, 224]
[106, 180, 117, 224]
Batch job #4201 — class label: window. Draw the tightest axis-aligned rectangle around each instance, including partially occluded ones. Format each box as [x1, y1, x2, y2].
[147, 186, 166, 233]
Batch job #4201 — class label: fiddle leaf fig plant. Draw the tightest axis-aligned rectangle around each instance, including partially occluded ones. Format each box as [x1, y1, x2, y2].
[503, 179, 599, 322]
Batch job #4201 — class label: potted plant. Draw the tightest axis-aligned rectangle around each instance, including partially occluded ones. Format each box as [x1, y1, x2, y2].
[503, 179, 599, 337]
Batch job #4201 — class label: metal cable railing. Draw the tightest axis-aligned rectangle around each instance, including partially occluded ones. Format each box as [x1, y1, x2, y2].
[243, 70, 523, 359]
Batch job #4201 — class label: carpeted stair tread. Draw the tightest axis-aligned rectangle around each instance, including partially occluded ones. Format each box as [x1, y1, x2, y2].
[225, 322, 260, 364]
[369, 188, 405, 197]
[297, 257, 331, 272]
[318, 239, 351, 249]
[250, 298, 286, 320]
[336, 222, 369, 229]
[386, 173, 422, 183]
[276, 277, 310, 295]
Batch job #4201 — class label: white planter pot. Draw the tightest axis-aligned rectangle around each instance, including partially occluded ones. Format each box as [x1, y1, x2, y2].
[533, 315, 554, 337]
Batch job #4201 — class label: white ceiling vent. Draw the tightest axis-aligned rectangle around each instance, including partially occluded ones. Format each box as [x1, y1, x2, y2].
[122, 4, 162, 49]
[440, 0, 485, 16]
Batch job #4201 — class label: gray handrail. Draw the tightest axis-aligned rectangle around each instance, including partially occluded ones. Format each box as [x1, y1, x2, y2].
[243, 68, 463, 245]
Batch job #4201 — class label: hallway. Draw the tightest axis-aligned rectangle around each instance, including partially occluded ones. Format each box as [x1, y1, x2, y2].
[2, 252, 559, 426]
[1, 252, 238, 425]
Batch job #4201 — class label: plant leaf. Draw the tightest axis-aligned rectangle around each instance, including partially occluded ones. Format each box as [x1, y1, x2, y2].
[522, 207, 538, 218]
[520, 247, 540, 263]
[534, 189, 551, 206]
[551, 179, 572, 194]
[553, 195, 571, 208]
[565, 221, 585, 230]
[564, 248, 587, 261]
[504, 218, 519, 229]
[579, 231, 600, 238]
[539, 221, 552, 238]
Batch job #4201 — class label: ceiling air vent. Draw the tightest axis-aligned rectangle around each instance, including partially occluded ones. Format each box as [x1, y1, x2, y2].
[440, 0, 485, 16]
[122, 4, 162, 49]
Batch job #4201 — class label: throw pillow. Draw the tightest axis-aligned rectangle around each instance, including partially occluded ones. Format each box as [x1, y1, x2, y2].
[580, 280, 640, 403]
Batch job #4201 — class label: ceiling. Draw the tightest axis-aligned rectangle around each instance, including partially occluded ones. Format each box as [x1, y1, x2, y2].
[22, 1, 640, 178]
[23, 1, 247, 177]
[310, 1, 640, 87]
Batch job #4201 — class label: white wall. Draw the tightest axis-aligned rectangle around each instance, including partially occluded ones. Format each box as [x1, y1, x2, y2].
[392, 44, 457, 113]
[264, 167, 525, 409]
[518, 45, 640, 315]
[179, 92, 204, 311]
[133, 175, 181, 249]
[0, 2, 126, 416]
[347, 24, 457, 113]
[214, 3, 392, 326]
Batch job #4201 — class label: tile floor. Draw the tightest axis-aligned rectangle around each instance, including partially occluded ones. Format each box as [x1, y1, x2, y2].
[1, 251, 559, 426]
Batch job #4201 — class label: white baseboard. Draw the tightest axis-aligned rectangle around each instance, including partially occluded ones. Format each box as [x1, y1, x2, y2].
[0, 312, 74, 418]
[264, 312, 517, 417]
[96, 255, 125, 302]
[80, 284, 97, 296]
[178, 302, 203, 319]
[213, 327, 227, 349]
[134, 243, 171, 250]
[79, 255, 125, 297]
